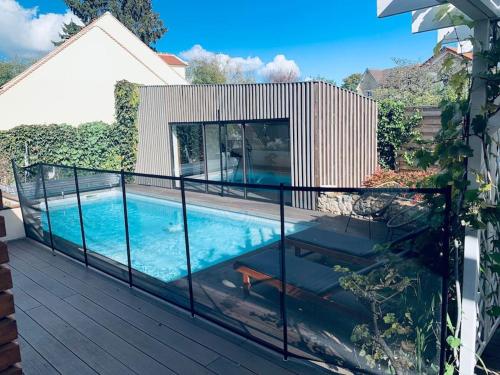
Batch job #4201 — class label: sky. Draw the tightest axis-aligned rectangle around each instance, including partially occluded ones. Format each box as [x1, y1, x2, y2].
[0, 0, 438, 83]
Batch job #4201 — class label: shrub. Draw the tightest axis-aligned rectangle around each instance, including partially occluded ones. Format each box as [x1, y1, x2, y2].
[377, 100, 422, 170]
[0, 122, 122, 186]
[363, 168, 437, 188]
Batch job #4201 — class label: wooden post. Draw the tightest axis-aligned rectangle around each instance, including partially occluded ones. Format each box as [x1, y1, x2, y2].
[0, 190, 22, 375]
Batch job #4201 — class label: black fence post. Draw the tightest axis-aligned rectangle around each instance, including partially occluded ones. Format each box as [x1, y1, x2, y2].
[439, 185, 452, 375]
[39, 163, 56, 256]
[180, 176, 195, 317]
[121, 170, 133, 287]
[11, 160, 29, 238]
[74, 166, 88, 267]
[279, 183, 288, 360]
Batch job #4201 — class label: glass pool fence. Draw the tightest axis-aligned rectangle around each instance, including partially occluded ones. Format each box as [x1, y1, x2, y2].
[12, 161, 452, 375]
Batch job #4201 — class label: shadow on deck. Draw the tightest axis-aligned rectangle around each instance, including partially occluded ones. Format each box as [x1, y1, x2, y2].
[8, 238, 344, 375]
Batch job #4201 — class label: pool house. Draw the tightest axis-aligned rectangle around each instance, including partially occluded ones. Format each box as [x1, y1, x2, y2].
[136, 81, 378, 208]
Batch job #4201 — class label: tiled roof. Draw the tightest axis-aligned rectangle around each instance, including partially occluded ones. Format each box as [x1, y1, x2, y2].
[157, 53, 188, 66]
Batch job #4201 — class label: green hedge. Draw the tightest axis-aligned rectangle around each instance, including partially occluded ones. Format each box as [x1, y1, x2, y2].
[0, 122, 122, 185]
[0, 80, 140, 187]
[114, 80, 140, 172]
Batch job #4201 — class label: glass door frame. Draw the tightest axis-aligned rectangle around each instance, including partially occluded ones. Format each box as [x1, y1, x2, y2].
[169, 118, 290, 199]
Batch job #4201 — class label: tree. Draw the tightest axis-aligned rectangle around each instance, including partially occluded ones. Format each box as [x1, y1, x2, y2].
[341, 73, 362, 91]
[186, 60, 227, 84]
[57, 0, 166, 47]
[53, 21, 83, 47]
[373, 58, 441, 107]
[377, 99, 422, 170]
[0, 59, 32, 87]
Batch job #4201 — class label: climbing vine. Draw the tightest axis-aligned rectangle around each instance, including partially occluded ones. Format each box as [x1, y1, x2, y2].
[414, 20, 500, 373]
[114, 80, 140, 172]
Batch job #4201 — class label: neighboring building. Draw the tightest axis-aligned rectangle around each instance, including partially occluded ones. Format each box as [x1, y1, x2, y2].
[357, 69, 388, 98]
[136, 82, 378, 208]
[157, 53, 188, 79]
[0, 12, 187, 130]
[357, 46, 472, 97]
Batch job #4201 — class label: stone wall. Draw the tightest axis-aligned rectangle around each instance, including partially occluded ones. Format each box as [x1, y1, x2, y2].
[317, 192, 360, 216]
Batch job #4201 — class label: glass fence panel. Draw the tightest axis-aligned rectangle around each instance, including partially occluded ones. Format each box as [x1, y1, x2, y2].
[14, 164, 48, 244]
[76, 169, 128, 282]
[186, 179, 285, 350]
[13, 162, 450, 373]
[124, 174, 191, 309]
[40, 164, 84, 261]
[283, 189, 446, 374]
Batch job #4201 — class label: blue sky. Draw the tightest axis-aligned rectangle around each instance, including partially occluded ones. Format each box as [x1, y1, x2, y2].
[7, 0, 438, 83]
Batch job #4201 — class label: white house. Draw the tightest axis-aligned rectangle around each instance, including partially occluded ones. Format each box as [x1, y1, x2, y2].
[0, 12, 187, 130]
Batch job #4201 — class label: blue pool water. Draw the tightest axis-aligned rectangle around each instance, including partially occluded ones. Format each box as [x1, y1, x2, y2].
[44, 191, 299, 282]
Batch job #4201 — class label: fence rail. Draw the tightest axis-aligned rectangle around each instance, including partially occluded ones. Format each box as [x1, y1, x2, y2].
[12, 161, 452, 375]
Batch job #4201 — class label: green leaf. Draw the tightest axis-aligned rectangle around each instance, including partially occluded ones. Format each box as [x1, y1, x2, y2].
[488, 306, 500, 317]
[445, 363, 455, 375]
[446, 336, 461, 349]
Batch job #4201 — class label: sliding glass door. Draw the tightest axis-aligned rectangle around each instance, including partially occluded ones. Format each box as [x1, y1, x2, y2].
[171, 120, 291, 201]
[244, 121, 291, 202]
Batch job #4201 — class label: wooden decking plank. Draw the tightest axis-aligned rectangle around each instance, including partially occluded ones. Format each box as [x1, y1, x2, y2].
[64, 293, 214, 375]
[15, 243, 297, 375]
[17, 337, 60, 375]
[7, 253, 77, 299]
[13, 239, 318, 375]
[11, 244, 233, 357]
[10, 240, 323, 375]
[24, 305, 134, 375]
[15, 309, 97, 375]
[9, 243, 217, 374]
[26, 261, 219, 369]
[207, 357, 256, 375]
[11, 287, 41, 311]
[9, 256, 183, 375]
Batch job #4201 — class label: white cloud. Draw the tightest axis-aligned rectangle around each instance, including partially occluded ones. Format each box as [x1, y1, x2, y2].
[181, 44, 263, 75]
[0, 0, 82, 58]
[181, 44, 301, 82]
[260, 55, 300, 83]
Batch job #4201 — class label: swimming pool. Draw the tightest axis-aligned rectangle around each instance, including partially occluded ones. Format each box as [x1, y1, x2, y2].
[44, 191, 300, 283]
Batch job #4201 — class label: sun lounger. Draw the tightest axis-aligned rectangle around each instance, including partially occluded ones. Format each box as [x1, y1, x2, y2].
[234, 226, 429, 301]
[287, 228, 379, 266]
[234, 248, 345, 298]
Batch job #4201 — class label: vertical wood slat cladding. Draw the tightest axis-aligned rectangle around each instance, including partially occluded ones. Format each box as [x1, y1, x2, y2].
[136, 82, 377, 208]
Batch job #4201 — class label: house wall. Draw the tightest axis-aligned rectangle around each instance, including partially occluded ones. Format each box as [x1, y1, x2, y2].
[0, 13, 186, 130]
[136, 82, 377, 208]
[357, 72, 379, 97]
[0, 208, 25, 241]
[171, 66, 187, 79]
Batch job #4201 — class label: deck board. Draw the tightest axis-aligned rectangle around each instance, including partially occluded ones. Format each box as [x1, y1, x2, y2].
[17, 337, 60, 375]
[8, 239, 331, 375]
[15, 309, 97, 375]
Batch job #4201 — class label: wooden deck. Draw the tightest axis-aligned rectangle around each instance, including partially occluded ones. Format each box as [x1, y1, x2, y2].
[7, 238, 342, 375]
